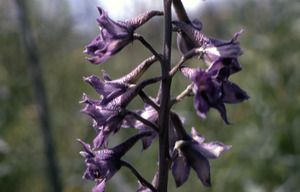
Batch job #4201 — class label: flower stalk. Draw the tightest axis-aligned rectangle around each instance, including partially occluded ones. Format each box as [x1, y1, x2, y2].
[79, 1, 248, 191]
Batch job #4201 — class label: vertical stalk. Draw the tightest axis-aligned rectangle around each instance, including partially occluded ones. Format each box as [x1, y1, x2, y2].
[157, 0, 172, 191]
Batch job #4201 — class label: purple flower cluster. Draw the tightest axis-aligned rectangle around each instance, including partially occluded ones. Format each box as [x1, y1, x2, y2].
[78, 1, 249, 191]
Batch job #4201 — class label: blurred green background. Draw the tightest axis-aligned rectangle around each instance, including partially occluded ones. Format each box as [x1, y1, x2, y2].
[1, 0, 300, 191]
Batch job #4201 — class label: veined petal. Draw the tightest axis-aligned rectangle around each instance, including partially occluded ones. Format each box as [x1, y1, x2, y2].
[199, 142, 231, 159]
[185, 146, 211, 187]
[190, 127, 205, 144]
[172, 154, 190, 187]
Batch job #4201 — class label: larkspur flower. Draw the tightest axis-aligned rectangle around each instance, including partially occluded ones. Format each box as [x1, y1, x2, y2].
[173, 20, 243, 71]
[84, 6, 163, 64]
[181, 66, 249, 124]
[78, 131, 152, 192]
[81, 77, 161, 149]
[84, 55, 158, 105]
[171, 126, 231, 187]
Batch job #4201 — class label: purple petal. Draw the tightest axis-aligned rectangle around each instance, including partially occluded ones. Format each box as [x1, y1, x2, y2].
[222, 81, 250, 104]
[185, 146, 211, 187]
[83, 75, 128, 100]
[194, 91, 210, 119]
[213, 102, 232, 125]
[77, 139, 95, 158]
[92, 180, 106, 192]
[199, 142, 231, 159]
[84, 7, 134, 65]
[93, 131, 107, 150]
[180, 66, 197, 80]
[172, 155, 190, 187]
[190, 127, 205, 144]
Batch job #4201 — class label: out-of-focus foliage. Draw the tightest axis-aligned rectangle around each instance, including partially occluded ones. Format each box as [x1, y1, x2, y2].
[0, 0, 299, 192]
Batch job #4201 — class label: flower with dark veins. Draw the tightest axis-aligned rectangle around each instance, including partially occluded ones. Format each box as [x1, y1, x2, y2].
[84, 6, 163, 64]
[78, 131, 152, 192]
[180, 66, 249, 124]
[173, 20, 243, 69]
[171, 126, 231, 187]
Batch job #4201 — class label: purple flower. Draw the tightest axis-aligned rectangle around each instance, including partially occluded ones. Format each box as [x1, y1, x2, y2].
[84, 6, 163, 64]
[83, 55, 158, 105]
[173, 21, 243, 71]
[172, 127, 231, 187]
[181, 66, 249, 124]
[78, 131, 151, 192]
[81, 77, 161, 149]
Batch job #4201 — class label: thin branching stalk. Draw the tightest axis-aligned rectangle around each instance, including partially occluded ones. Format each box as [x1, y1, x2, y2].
[134, 33, 163, 63]
[139, 91, 160, 111]
[170, 83, 194, 106]
[121, 160, 157, 192]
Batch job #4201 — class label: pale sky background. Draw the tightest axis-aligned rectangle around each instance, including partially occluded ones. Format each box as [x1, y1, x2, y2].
[64, 0, 228, 34]
[99, 0, 204, 18]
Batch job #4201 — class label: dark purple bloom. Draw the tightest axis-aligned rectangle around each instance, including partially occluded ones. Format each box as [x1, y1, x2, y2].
[84, 55, 158, 106]
[172, 127, 231, 187]
[81, 77, 161, 149]
[181, 66, 249, 124]
[78, 131, 151, 192]
[84, 6, 163, 64]
[173, 21, 243, 71]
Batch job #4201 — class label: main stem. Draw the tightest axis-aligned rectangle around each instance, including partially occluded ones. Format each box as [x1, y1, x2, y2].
[157, 0, 172, 191]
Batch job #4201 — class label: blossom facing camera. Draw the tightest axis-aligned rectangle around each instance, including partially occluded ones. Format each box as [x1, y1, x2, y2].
[180, 67, 249, 124]
[172, 128, 231, 187]
[78, 131, 152, 192]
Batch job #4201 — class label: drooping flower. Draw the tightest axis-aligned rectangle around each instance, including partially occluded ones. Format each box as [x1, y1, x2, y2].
[171, 127, 231, 187]
[180, 66, 249, 124]
[173, 20, 243, 70]
[84, 6, 163, 64]
[78, 131, 152, 192]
